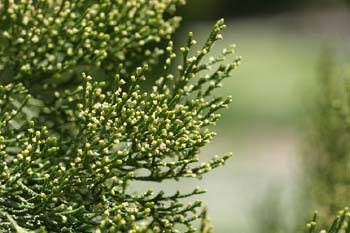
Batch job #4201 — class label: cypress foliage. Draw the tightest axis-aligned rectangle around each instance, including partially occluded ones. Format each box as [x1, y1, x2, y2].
[306, 207, 350, 233]
[0, 0, 240, 232]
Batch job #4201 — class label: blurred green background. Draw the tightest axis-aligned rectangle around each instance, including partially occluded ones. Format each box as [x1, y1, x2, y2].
[173, 1, 350, 232]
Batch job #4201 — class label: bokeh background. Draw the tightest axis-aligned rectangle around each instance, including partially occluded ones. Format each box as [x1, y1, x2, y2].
[174, 0, 350, 232]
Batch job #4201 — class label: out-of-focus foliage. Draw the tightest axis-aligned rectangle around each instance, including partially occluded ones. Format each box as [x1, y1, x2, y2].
[305, 50, 350, 222]
[180, 0, 349, 20]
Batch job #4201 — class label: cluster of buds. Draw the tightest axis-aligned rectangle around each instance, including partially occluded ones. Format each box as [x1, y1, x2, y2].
[0, 0, 184, 83]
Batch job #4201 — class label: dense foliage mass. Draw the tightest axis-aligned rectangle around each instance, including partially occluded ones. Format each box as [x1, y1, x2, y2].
[0, 0, 240, 232]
